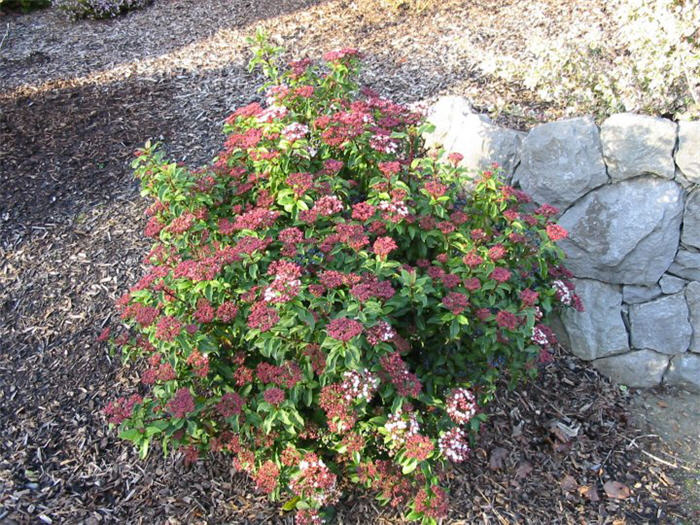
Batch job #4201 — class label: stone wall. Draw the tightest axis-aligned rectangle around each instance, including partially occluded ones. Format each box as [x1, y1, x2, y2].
[425, 96, 700, 391]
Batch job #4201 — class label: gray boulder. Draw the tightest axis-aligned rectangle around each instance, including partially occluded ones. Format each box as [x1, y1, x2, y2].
[558, 177, 684, 285]
[676, 120, 700, 185]
[629, 293, 691, 354]
[659, 274, 687, 295]
[664, 354, 700, 392]
[601, 113, 677, 181]
[424, 96, 524, 177]
[560, 279, 629, 360]
[667, 249, 700, 281]
[681, 189, 700, 250]
[593, 350, 669, 387]
[623, 284, 662, 304]
[687, 281, 700, 353]
[513, 117, 608, 210]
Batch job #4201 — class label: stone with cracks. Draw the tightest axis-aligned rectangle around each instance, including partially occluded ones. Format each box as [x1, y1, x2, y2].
[664, 354, 700, 393]
[601, 113, 677, 181]
[558, 177, 683, 285]
[513, 117, 608, 210]
[668, 249, 700, 282]
[681, 189, 700, 250]
[560, 279, 628, 361]
[623, 284, 662, 304]
[659, 274, 687, 295]
[629, 293, 691, 354]
[424, 96, 524, 177]
[593, 350, 669, 387]
[676, 120, 700, 185]
[687, 281, 700, 353]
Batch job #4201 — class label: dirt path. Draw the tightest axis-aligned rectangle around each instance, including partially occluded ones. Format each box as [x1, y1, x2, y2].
[630, 388, 700, 519]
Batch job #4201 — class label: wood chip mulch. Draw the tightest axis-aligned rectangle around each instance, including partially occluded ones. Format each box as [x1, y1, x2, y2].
[0, 1, 696, 523]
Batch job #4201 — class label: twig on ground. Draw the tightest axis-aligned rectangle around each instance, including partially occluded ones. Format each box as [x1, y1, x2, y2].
[0, 23, 9, 52]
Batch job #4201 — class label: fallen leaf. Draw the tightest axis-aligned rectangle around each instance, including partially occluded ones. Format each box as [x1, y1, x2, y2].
[604, 480, 631, 500]
[560, 474, 578, 492]
[578, 484, 600, 502]
[552, 441, 572, 454]
[489, 447, 508, 470]
[515, 461, 533, 479]
[548, 419, 580, 443]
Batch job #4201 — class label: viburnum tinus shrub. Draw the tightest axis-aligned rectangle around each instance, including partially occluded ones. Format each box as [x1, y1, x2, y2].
[104, 32, 581, 524]
[51, 0, 151, 19]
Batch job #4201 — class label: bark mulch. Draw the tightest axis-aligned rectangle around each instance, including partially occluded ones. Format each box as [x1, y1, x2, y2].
[0, 1, 696, 523]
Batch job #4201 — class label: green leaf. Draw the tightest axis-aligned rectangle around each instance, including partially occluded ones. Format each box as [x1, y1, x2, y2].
[401, 459, 418, 474]
[119, 428, 142, 442]
[282, 496, 300, 511]
[139, 438, 150, 459]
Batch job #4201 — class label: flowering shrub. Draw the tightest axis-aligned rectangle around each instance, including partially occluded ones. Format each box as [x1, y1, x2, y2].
[51, 0, 151, 19]
[105, 32, 580, 524]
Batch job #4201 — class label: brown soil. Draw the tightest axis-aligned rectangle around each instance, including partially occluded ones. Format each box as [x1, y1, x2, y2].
[0, 1, 697, 523]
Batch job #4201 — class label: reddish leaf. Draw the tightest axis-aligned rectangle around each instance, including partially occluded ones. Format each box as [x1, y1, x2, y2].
[489, 447, 508, 470]
[515, 461, 533, 479]
[560, 474, 578, 492]
[604, 480, 631, 500]
[578, 484, 600, 502]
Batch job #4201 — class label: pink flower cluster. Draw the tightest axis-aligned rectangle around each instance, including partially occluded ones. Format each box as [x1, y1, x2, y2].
[404, 433, 434, 461]
[167, 388, 195, 418]
[546, 224, 568, 241]
[373, 236, 397, 258]
[327, 317, 363, 342]
[319, 384, 356, 433]
[264, 260, 303, 304]
[438, 427, 470, 463]
[414, 486, 449, 520]
[380, 352, 421, 397]
[290, 452, 339, 505]
[442, 292, 469, 315]
[104, 394, 142, 425]
[445, 387, 477, 424]
[385, 410, 421, 447]
[216, 392, 244, 418]
[247, 302, 280, 332]
[340, 369, 379, 402]
[232, 207, 280, 231]
[532, 323, 557, 348]
[282, 122, 309, 141]
[365, 320, 396, 345]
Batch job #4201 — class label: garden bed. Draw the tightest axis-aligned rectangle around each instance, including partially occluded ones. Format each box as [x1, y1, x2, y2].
[0, 1, 697, 523]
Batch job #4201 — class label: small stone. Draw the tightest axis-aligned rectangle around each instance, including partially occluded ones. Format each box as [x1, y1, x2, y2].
[513, 117, 608, 210]
[629, 293, 691, 354]
[593, 350, 669, 387]
[601, 113, 677, 181]
[681, 189, 700, 250]
[664, 354, 700, 393]
[676, 120, 700, 185]
[623, 284, 662, 304]
[659, 274, 687, 295]
[560, 279, 629, 361]
[667, 249, 700, 282]
[686, 281, 700, 353]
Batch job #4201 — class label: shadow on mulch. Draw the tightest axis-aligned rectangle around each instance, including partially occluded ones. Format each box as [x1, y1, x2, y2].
[0, 0, 330, 88]
[0, 64, 257, 245]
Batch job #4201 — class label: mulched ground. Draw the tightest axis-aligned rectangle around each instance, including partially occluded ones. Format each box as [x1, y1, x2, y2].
[0, 0, 697, 523]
